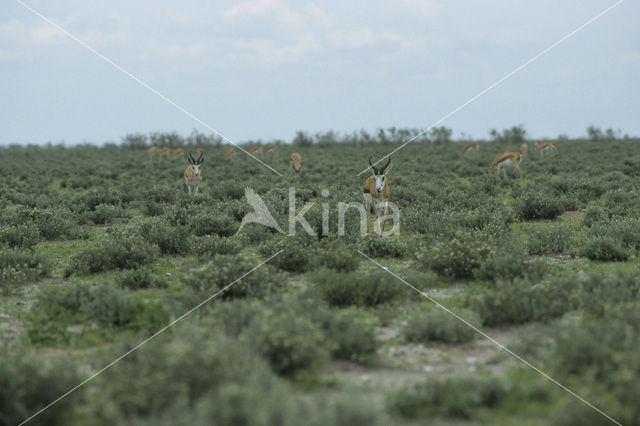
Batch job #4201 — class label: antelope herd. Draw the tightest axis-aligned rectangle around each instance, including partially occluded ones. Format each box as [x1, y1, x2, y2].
[145, 140, 557, 237]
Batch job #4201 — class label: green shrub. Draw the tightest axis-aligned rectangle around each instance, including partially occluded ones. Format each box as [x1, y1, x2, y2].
[318, 240, 360, 272]
[312, 268, 405, 307]
[524, 222, 575, 255]
[402, 309, 477, 344]
[137, 217, 190, 255]
[0, 223, 41, 248]
[188, 213, 237, 237]
[259, 235, 318, 272]
[181, 254, 284, 303]
[469, 278, 577, 326]
[417, 230, 493, 279]
[359, 235, 406, 258]
[247, 308, 329, 376]
[88, 329, 277, 421]
[113, 267, 167, 290]
[66, 229, 159, 276]
[193, 235, 243, 258]
[580, 235, 629, 261]
[515, 192, 563, 220]
[323, 310, 378, 361]
[82, 203, 130, 224]
[7, 206, 86, 240]
[0, 353, 81, 425]
[0, 247, 50, 293]
[387, 376, 509, 419]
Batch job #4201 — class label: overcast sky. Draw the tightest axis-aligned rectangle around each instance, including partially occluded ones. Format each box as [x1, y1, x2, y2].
[1, 0, 638, 145]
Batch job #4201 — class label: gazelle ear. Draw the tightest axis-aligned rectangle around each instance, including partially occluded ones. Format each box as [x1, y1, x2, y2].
[384, 163, 393, 174]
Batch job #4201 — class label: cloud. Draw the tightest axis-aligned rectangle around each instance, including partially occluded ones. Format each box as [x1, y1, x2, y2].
[224, 0, 330, 28]
[400, 0, 440, 17]
[233, 32, 320, 66]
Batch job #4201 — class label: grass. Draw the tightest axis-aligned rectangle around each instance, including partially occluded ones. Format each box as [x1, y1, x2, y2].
[2, 136, 640, 425]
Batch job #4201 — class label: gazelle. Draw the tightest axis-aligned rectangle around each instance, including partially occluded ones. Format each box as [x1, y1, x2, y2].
[460, 143, 479, 156]
[264, 144, 277, 154]
[535, 142, 558, 156]
[156, 147, 170, 159]
[363, 157, 392, 235]
[488, 152, 522, 182]
[225, 147, 236, 160]
[147, 147, 155, 160]
[290, 152, 302, 175]
[171, 148, 184, 159]
[184, 151, 204, 195]
[248, 146, 263, 157]
[521, 143, 528, 158]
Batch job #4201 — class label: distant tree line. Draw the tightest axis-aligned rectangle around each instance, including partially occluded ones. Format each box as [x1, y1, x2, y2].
[122, 124, 631, 149]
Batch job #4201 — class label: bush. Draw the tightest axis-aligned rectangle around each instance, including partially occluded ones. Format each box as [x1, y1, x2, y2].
[137, 217, 190, 255]
[402, 309, 477, 344]
[416, 230, 493, 279]
[322, 310, 378, 361]
[187, 213, 237, 237]
[113, 267, 167, 290]
[0, 247, 50, 293]
[0, 353, 81, 425]
[67, 229, 158, 276]
[0, 223, 40, 248]
[388, 376, 509, 419]
[247, 308, 329, 376]
[193, 235, 243, 258]
[181, 254, 284, 303]
[82, 203, 130, 224]
[88, 329, 277, 421]
[259, 235, 318, 272]
[359, 235, 406, 258]
[580, 235, 629, 261]
[515, 192, 563, 220]
[318, 240, 360, 272]
[469, 278, 577, 326]
[524, 222, 575, 255]
[312, 268, 405, 307]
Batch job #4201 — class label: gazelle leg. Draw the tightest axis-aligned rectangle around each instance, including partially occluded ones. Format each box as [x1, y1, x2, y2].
[381, 200, 389, 235]
[195, 184, 199, 196]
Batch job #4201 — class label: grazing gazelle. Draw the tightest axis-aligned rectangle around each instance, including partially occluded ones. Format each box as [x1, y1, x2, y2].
[184, 151, 204, 195]
[535, 141, 558, 156]
[521, 143, 528, 158]
[156, 147, 170, 159]
[264, 144, 277, 154]
[290, 152, 302, 175]
[248, 146, 263, 157]
[225, 147, 236, 160]
[147, 147, 156, 160]
[488, 152, 523, 182]
[460, 143, 479, 156]
[363, 157, 392, 235]
[171, 148, 184, 159]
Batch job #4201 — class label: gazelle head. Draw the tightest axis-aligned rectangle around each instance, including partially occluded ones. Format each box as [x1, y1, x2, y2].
[188, 150, 204, 176]
[369, 157, 392, 193]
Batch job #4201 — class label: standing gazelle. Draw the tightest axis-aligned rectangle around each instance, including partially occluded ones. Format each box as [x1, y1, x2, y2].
[488, 152, 522, 182]
[184, 151, 204, 195]
[460, 143, 479, 156]
[535, 142, 558, 156]
[521, 143, 528, 158]
[363, 157, 392, 235]
[290, 152, 302, 175]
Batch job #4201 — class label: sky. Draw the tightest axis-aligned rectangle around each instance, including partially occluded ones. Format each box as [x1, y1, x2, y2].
[0, 0, 638, 146]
